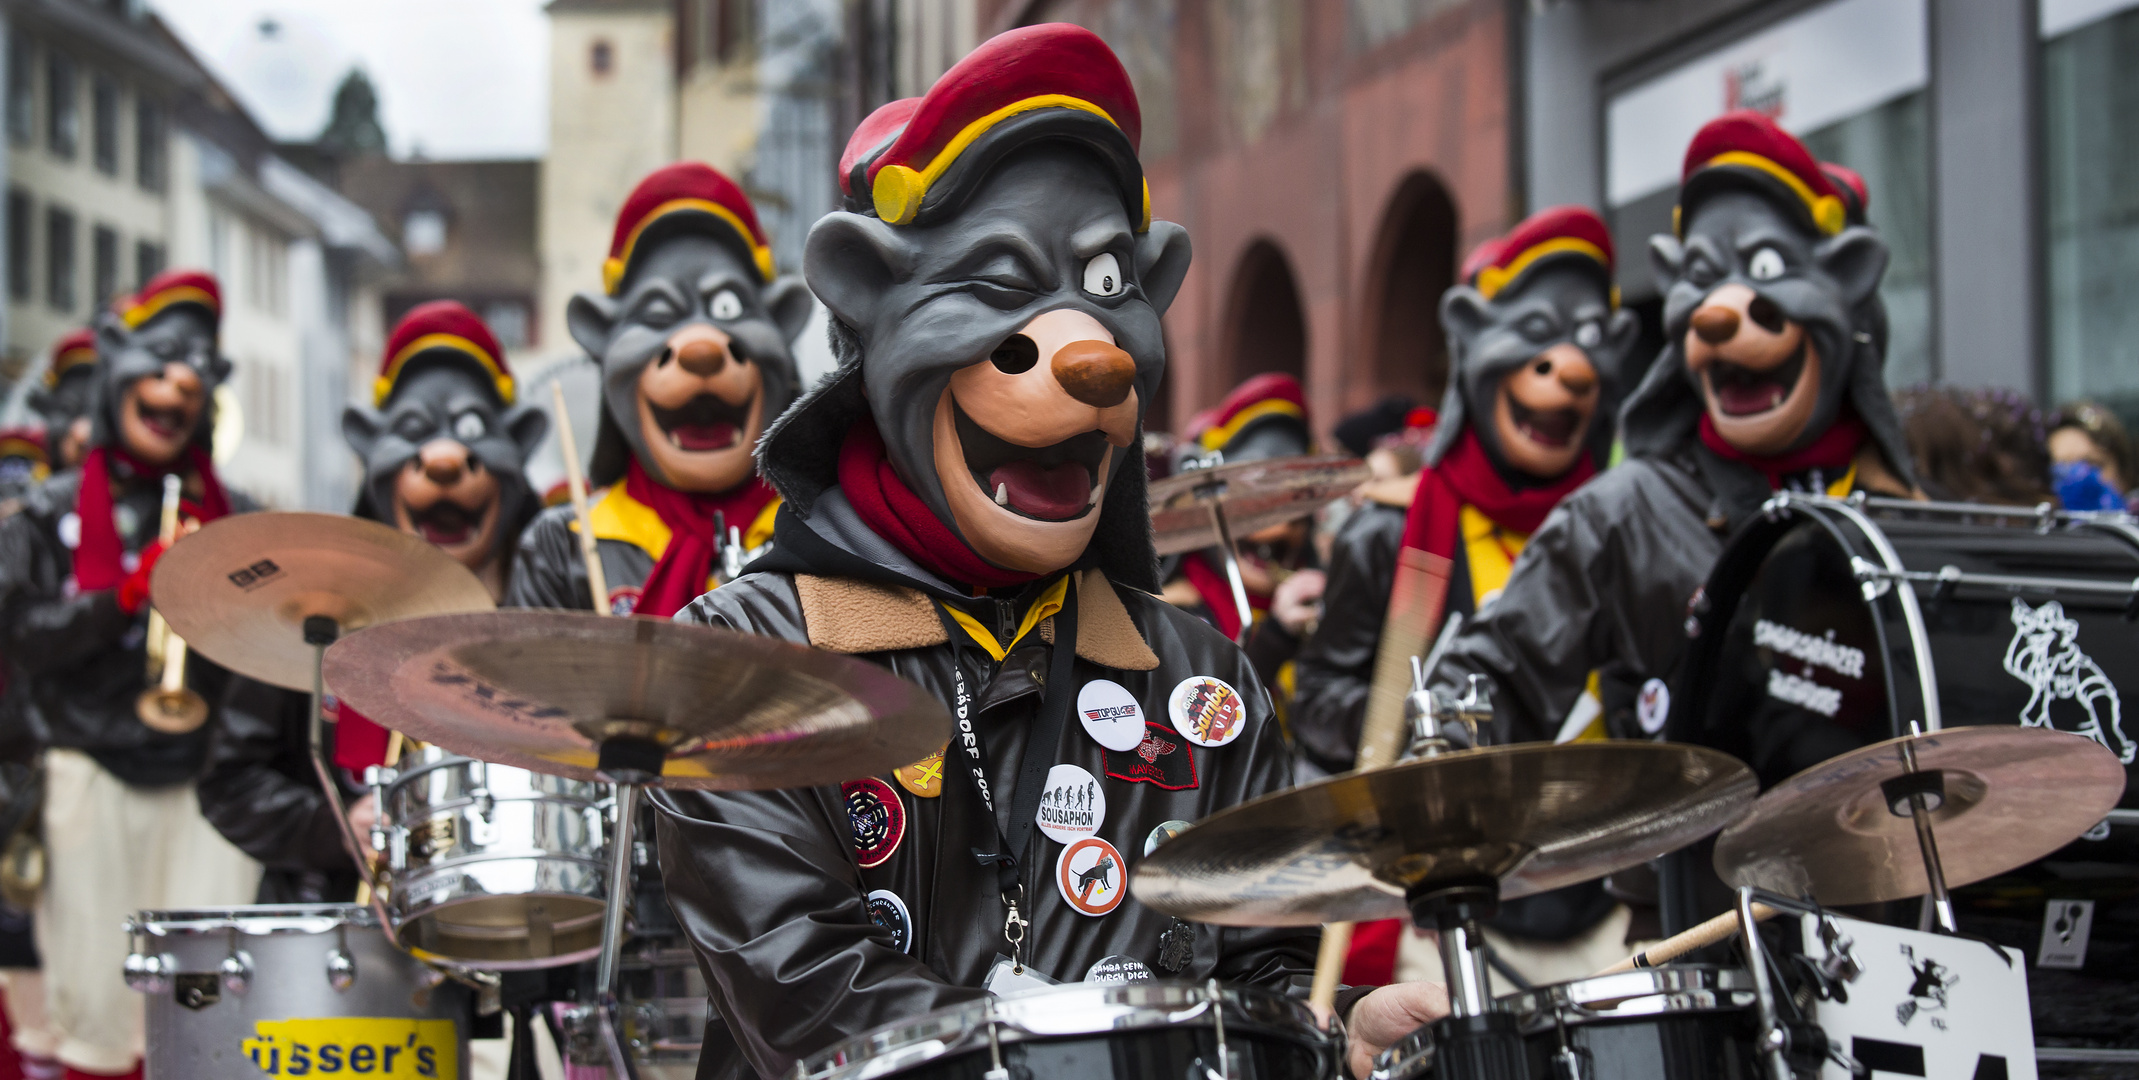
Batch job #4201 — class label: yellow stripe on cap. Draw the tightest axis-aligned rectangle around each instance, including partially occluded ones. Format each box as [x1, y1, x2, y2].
[603, 197, 777, 294]
[872, 94, 1149, 232]
[1684, 151, 1846, 237]
[374, 332, 515, 407]
[1475, 237, 1614, 304]
[1198, 397, 1305, 452]
[121, 286, 218, 330]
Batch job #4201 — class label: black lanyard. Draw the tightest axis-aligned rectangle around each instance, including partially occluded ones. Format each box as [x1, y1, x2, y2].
[929, 581, 1079, 972]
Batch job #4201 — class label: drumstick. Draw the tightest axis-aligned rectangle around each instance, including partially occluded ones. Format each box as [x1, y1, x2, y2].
[1593, 902, 1778, 975]
[549, 382, 612, 615]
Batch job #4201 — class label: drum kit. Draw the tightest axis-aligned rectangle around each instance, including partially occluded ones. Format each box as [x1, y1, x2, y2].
[129, 469, 2131, 1080]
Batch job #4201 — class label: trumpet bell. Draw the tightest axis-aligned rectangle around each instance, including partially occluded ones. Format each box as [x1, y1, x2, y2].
[137, 687, 209, 734]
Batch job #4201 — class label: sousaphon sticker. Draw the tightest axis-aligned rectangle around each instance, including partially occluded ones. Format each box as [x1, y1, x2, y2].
[243, 1017, 457, 1078]
[1105, 722, 1197, 790]
[1056, 836, 1126, 917]
[895, 748, 946, 798]
[1077, 679, 1147, 751]
[865, 889, 912, 953]
[1034, 763, 1106, 843]
[1169, 676, 1246, 747]
[841, 777, 906, 868]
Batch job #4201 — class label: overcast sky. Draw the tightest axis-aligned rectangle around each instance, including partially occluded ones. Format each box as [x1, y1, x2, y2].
[150, 0, 551, 160]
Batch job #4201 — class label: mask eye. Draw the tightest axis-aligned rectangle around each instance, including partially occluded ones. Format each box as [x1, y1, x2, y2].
[1082, 252, 1124, 298]
[709, 289, 744, 321]
[636, 296, 680, 328]
[1747, 247, 1785, 281]
[453, 412, 487, 442]
[1574, 320, 1603, 350]
[393, 415, 433, 443]
[1518, 314, 1556, 342]
[1685, 252, 1719, 287]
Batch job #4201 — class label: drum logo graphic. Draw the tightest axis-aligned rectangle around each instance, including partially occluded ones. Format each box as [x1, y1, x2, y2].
[2004, 599, 2135, 763]
[1056, 837, 1125, 916]
[842, 778, 906, 868]
[243, 1017, 457, 1078]
[1894, 944, 1959, 1030]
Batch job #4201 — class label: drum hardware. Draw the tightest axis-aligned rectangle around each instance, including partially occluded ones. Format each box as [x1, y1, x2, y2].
[1148, 453, 1371, 641]
[138, 474, 209, 734]
[1401, 671, 1492, 761]
[218, 930, 254, 996]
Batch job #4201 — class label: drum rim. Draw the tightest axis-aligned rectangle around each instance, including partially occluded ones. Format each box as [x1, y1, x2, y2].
[129, 902, 379, 936]
[795, 980, 1330, 1080]
[1500, 963, 1757, 1022]
[385, 753, 609, 799]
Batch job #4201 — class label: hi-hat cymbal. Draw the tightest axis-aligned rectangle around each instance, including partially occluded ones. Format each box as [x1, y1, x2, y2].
[1148, 455, 1369, 556]
[152, 512, 495, 691]
[322, 611, 953, 791]
[1131, 742, 1755, 927]
[1713, 726, 2124, 906]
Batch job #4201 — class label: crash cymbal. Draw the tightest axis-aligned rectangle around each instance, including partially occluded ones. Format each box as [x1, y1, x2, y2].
[1713, 726, 2124, 907]
[152, 512, 495, 691]
[1131, 742, 1755, 926]
[1148, 455, 1369, 556]
[322, 611, 953, 791]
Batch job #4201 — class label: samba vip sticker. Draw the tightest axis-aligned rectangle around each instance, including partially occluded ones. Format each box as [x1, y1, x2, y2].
[1104, 723, 1198, 790]
[1056, 836, 1125, 916]
[1168, 676, 1246, 747]
[1034, 763, 1105, 843]
[865, 889, 912, 953]
[842, 777, 906, 868]
[1077, 679, 1147, 751]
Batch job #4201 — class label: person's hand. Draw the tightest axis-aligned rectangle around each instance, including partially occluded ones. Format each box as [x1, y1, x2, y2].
[346, 793, 381, 863]
[1345, 981, 1450, 1079]
[1271, 568, 1327, 635]
[116, 538, 169, 615]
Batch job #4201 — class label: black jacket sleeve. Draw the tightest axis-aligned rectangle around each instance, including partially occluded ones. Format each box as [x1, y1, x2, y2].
[503, 507, 589, 610]
[1290, 503, 1406, 771]
[0, 508, 130, 675]
[197, 676, 354, 873]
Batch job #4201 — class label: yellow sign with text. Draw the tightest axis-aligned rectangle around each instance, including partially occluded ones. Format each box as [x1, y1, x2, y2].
[241, 1017, 458, 1079]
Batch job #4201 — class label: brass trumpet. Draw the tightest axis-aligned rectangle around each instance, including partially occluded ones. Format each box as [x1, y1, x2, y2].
[138, 474, 208, 733]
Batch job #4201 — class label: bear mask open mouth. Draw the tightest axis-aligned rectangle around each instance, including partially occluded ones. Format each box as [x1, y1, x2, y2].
[649, 393, 752, 453]
[1505, 394, 1584, 448]
[1704, 337, 1809, 418]
[954, 404, 1109, 522]
[133, 399, 193, 440]
[404, 497, 489, 547]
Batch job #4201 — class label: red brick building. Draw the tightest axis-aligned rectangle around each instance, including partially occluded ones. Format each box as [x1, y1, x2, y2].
[980, 0, 1518, 438]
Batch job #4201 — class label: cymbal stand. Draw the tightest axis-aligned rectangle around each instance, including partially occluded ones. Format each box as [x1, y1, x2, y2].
[591, 738, 661, 1080]
[303, 616, 376, 883]
[1204, 502, 1255, 644]
[1406, 882, 1523, 1080]
[1882, 729, 1958, 934]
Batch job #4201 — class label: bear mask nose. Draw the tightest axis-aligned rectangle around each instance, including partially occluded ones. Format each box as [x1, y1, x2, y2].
[420, 442, 470, 485]
[675, 337, 727, 377]
[1558, 362, 1596, 395]
[1690, 306, 1740, 344]
[1051, 340, 1135, 408]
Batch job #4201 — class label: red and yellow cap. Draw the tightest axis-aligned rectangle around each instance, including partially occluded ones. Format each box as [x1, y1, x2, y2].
[839, 23, 1148, 230]
[1821, 162, 1870, 226]
[1677, 110, 1847, 238]
[603, 163, 775, 294]
[118, 269, 220, 332]
[1191, 373, 1309, 453]
[1462, 205, 1617, 305]
[376, 300, 512, 407]
[0, 426, 45, 465]
[44, 328, 97, 387]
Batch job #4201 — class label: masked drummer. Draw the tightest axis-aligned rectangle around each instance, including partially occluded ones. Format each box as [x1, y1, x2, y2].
[197, 302, 547, 903]
[650, 25, 1445, 1080]
[0, 271, 262, 1080]
[506, 162, 812, 617]
[1431, 111, 1916, 744]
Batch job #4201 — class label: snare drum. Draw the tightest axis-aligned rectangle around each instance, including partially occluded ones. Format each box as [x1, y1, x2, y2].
[128, 903, 469, 1080]
[1372, 966, 1759, 1080]
[380, 747, 609, 968]
[796, 980, 1338, 1080]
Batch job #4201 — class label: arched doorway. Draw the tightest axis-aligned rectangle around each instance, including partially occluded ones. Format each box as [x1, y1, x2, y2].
[1219, 239, 1307, 390]
[1362, 172, 1458, 405]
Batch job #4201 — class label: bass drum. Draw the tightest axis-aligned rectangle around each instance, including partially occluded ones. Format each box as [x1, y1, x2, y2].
[128, 904, 470, 1080]
[795, 981, 1338, 1080]
[1671, 493, 2139, 1063]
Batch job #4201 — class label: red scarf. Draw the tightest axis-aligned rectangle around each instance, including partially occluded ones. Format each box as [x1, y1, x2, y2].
[1182, 550, 1268, 640]
[1697, 413, 1865, 490]
[1398, 429, 1597, 561]
[837, 417, 1042, 592]
[625, 458, 779, 618]
[72, 444, 230, 591]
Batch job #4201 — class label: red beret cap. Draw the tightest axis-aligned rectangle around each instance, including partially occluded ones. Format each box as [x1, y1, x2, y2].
[1677, 110, 1845, 237]
[604, 162, 775, 294]
[1194, 372, 1309, 452]
[1462, 205, 1616, 303]
[376, 300, 513, 407]
[119, 269, 221, 331]
[45, 328, 97, 386]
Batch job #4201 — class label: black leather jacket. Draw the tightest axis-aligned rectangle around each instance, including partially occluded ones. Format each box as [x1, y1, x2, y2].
[0, 469, 246, 786]
[503, 503, 657, 612]
[197, 676, 366, 903]
[652, 497, 1350, 1079]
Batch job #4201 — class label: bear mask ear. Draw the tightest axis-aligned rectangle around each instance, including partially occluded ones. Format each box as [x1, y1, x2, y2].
[566, 291, 622, 359]
[762, 276, 817, 347]
[341, 404, 384, 462]
[802, 212, 916, 335]
[1815, 226, 1889, 307]
[1439, 285, 1494, 345]
[1135, 221, 1192, 317]
[503, 403, 551, 463]
[1649, 233, 1686, 293]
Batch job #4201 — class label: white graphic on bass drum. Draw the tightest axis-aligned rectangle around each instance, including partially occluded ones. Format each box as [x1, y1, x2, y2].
[2003, 598, 2135, 763]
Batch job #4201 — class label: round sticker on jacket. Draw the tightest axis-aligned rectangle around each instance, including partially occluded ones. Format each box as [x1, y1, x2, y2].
[1637, 678, 1670, 734]
[865, 889, 911, 953]
[1056, 837, 1125, 916]
[1169, 676, 1247, 747]
[1034, 763, 1105, 844]
[1077, 679, 1147, 751]
[1085, 955, 1154, 983]
[841, 777, 905, 868]
[1144, 819, 1192, 857]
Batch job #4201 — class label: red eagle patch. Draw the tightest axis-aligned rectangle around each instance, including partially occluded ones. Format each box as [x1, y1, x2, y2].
[1103, 721, 1198, 790]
